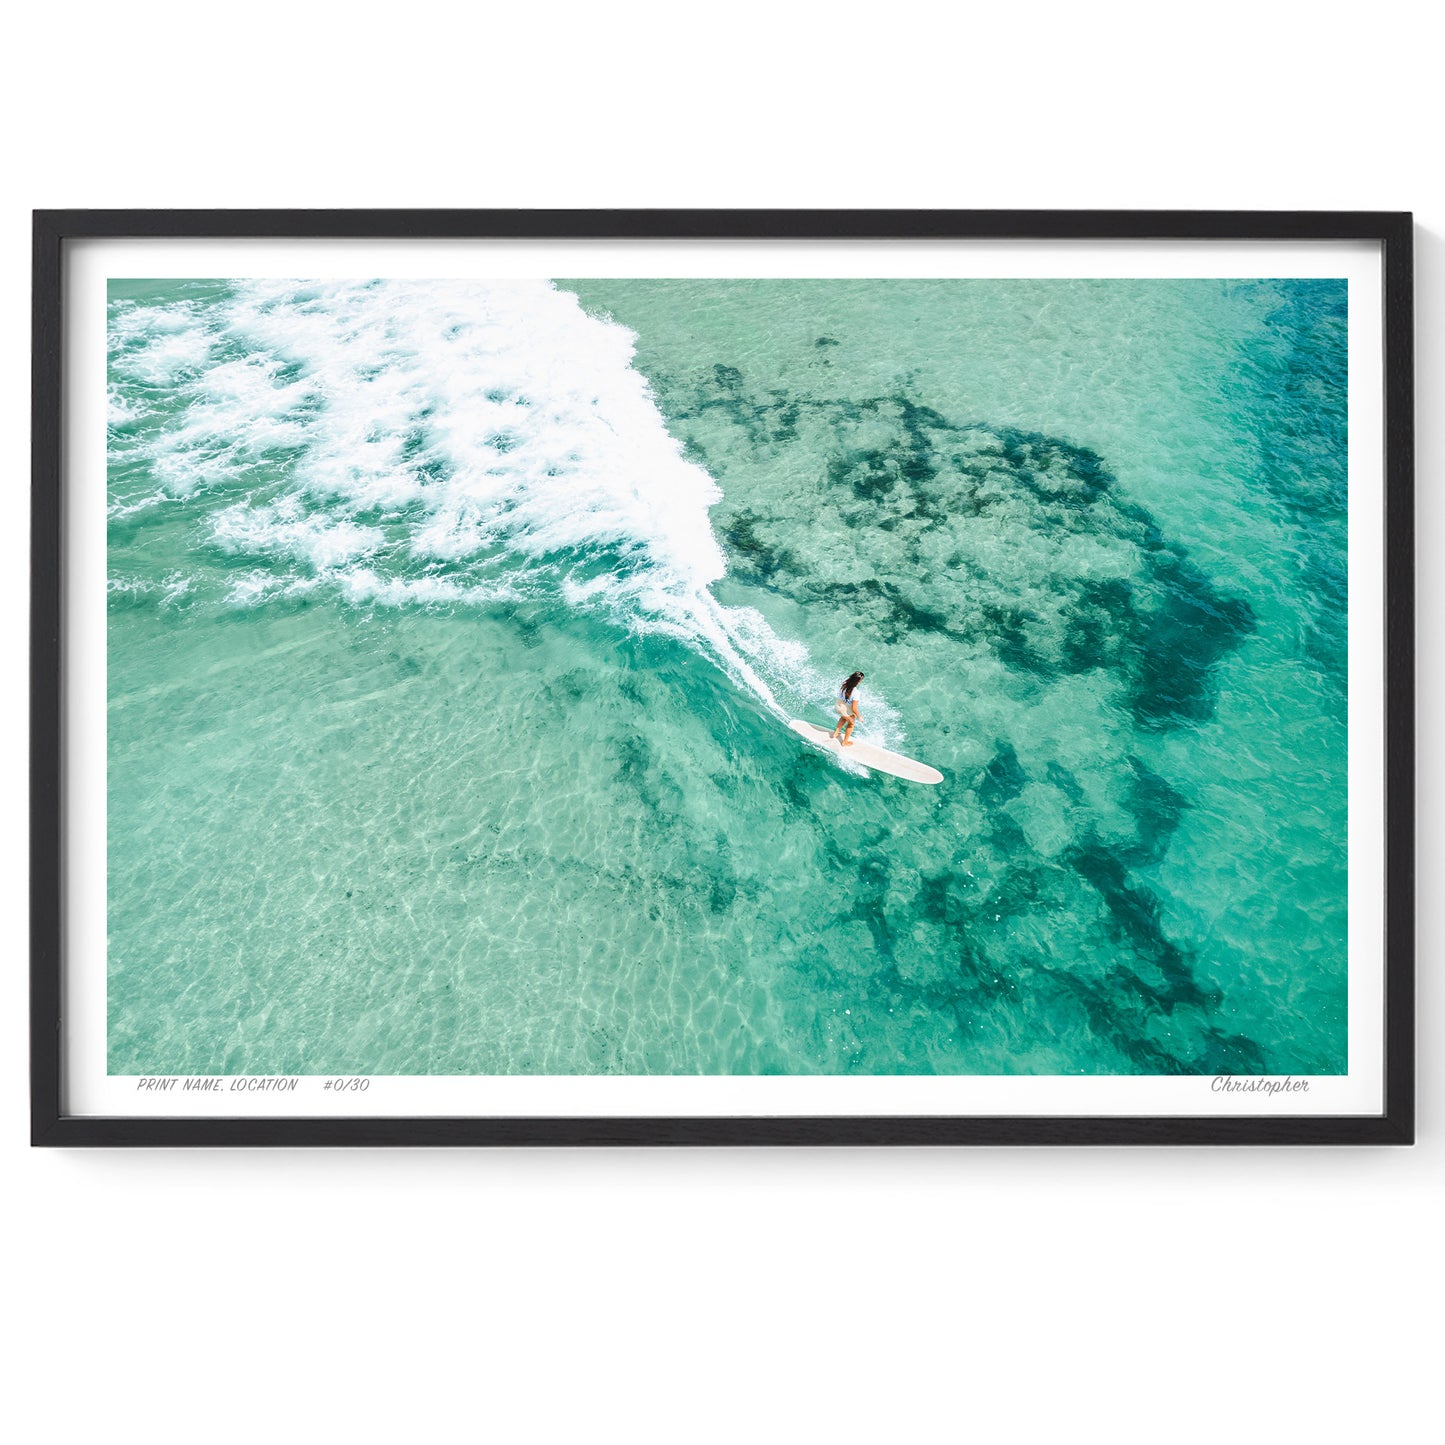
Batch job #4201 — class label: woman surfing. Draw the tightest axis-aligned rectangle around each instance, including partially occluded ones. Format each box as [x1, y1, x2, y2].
[830, 671, 865, 747]
[787, 673, 941, 784]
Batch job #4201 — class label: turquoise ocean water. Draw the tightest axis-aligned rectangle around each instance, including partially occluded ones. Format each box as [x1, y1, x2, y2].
[106, 277, 1348, 1075]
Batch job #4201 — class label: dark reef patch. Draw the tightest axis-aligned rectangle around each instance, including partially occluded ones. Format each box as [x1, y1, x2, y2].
[664, 371, 1256, 733]
[978, 741, 1027, 809]
[1064, 840, 1215, 1011]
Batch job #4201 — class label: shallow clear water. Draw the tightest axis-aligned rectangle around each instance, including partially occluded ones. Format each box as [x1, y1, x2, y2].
[107, 276, 1348, 1074]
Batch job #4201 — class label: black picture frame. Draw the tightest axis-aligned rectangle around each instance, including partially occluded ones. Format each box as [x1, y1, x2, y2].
[31, 209, 1415, 1146]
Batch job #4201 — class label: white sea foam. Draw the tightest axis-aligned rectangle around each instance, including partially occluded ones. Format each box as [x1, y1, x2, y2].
[107, 385, 147, 428]
[335, 570, 521, 610]
[225, 570, 305, 608]
[108, 299, 199, 341]
[113, 325, 215, 386]
[159, 573, 193, 606]
[109, 279, 881, 730]
[108, 574, 157, 597]
[211, 498, 385, 570]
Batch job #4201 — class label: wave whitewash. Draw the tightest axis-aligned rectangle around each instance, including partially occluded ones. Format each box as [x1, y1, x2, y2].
[106, 276, 1349, 1076]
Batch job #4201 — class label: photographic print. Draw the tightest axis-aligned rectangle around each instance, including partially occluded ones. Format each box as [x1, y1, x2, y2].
[105, 272, 1347, 1076]
[33, 211, 1413, 1144]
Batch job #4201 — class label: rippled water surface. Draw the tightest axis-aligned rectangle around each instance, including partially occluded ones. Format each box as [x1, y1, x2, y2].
[107, 276, 1348, 1074]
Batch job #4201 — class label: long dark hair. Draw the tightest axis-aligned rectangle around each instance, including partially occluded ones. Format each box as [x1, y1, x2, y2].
[841, 671, 864, 700]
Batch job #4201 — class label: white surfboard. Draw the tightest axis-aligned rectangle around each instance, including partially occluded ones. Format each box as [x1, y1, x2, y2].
[788, 720, 943, 785]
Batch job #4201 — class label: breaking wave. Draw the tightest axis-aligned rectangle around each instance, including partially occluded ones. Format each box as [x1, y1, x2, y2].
[107, 279, 866, 729]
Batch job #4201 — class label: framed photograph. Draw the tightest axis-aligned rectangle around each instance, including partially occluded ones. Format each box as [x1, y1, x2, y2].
[31, 210, 1413, 1146]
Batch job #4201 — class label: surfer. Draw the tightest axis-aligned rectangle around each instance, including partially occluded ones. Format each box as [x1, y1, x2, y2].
[830, 671, 865, 746]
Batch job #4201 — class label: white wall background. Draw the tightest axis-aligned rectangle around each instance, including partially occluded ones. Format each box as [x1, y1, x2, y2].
[3, 3, 1438, 1438]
